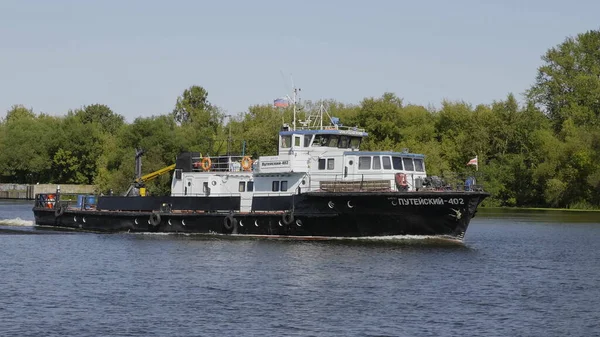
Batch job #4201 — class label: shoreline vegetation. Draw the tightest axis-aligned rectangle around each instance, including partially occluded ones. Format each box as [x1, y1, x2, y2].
[2, 29, 600, 210]
[482, 206, 600, 212]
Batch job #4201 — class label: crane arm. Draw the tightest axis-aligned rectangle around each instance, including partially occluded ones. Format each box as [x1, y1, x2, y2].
[135, 164, 176, 186]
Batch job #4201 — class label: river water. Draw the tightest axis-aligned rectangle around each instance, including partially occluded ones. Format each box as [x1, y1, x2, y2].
[1, 200, 599, 337]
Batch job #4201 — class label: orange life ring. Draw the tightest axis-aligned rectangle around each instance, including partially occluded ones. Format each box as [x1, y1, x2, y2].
[201, 157, 212, 171]
[46, 194, 56, 209]
[241, 156, 253, 171]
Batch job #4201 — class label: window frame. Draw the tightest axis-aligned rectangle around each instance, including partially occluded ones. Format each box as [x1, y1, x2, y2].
[414, 158, 425, 172]
[392, 156, 403, 170]
[327, 158, 335, 170]
[382, 156, 392, 170]
[280, 135, 291, 148]
[318, 158, 326, 170]
[372, 156, 381, 170]
[358, 156, 371, 170]
[402, 157, 415, 171]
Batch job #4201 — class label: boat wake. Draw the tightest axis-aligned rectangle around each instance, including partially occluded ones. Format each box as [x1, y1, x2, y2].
[128, 232, 463, 244]
[0, 218, 34, 227]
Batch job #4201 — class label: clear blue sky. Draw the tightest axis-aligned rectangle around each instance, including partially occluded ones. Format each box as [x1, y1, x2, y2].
[1, 0, 599, 121]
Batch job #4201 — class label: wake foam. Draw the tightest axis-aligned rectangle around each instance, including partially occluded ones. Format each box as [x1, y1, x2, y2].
[126, 232, 462, 243]
[0, 218, 35, 227]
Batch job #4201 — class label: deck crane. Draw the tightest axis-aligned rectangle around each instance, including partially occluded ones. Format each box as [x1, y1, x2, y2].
[124, 149, 176, 197]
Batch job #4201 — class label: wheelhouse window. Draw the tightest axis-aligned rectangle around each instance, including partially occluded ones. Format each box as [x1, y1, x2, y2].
[304, 135, 312, 147]
[414, 158, 424, 172]
[294, 136, 301, 147]
[350, 137, 361, 149]
[238, 182, 245, 192]
[318, 158, 326, 170]
[281, 181, 288, 191]
[327, 135, 339, 147]
[372, 156, 381, 170]
[313, 134, 326, 146]
[281, 135, 291, 148]
[339, 136, 349, 148]
[382, 156, 392, 170]
[272, 181, 280, 192]
[403, 158, 414, 171]
[327, 158, 335, 170]
[247, 181, 254, 191]
[358, 156, 371, 170]
[392, 156, 403, 170]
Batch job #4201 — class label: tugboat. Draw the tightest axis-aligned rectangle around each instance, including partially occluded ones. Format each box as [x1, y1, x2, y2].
[33, 91, 489, 240]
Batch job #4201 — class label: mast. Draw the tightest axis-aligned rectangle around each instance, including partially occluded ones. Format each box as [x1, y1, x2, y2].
[292, 86, 300, 131]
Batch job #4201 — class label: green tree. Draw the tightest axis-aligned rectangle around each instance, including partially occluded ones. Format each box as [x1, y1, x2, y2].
[74, 104, 125, 135]
[528, 29, 600, 132]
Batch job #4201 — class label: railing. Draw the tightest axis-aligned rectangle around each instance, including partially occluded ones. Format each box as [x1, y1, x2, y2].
[35, 193, 98, 210]
[189, 155, 254, 173]
[303, 172, 485, 193]
[296, 125, 366, 132]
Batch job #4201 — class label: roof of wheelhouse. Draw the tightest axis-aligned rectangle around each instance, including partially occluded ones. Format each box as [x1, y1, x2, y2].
[279, 129, 368, 137]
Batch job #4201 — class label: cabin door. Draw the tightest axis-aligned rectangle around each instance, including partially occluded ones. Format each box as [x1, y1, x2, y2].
[184, 177, 193, 196]
[343, 156, 354, 181]
[239, 181, 254, 212]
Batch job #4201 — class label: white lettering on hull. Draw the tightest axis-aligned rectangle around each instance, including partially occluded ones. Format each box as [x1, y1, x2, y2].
[389, 197, 465, 206]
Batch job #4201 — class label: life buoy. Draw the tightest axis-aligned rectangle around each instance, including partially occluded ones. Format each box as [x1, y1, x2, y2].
[149, 212, 161, 227]
[282, 211, 294, 225]
[241, 156, 253, 171]
[54, 205, 65, 217]
[223, 213, 237, 232]
[201, 157, 212, 171]
[47, 194, 56, 209]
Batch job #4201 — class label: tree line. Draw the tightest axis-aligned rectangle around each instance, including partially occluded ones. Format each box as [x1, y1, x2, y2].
[2, 29, 600, 208]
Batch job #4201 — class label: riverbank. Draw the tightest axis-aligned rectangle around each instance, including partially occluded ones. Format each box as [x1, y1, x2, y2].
[482, 206, 600, 212]
[0, 184, 95, 200]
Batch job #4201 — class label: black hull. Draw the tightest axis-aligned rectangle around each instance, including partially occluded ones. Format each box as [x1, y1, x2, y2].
[33, 192, 488, 240]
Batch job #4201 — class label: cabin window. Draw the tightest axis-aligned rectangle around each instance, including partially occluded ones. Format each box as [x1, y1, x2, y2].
[203, 182, 209, 192]
[281, 181, 288, 191]
[339, 136, 349, 148]
[414, 158, 424, 172]
[318, 158, 326, 170]
[327, 158, 335, 170]
[392, 156, 403, 170]
[313, 134, 326, 146]
[304, 135, 312, 147]
[350, 137, 361, 149]
[327, 135, 339, 147]
[272, 181, 280, 192]
[382, 156, 392, 170]
[403, 158, 414, 171]
[294, 136, 301, 147]
[247, 181, 254, 192]
[238, 182, 246, 192]
[372, 156, 381, 170]
[281, 135, 291, 148]
[358, 156, 371, 170]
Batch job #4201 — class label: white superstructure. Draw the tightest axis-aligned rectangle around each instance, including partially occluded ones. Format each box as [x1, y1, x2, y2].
[170, 120, 427, 212]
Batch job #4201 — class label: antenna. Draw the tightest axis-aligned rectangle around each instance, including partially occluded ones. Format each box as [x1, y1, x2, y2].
[290, 76, 301, 131]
